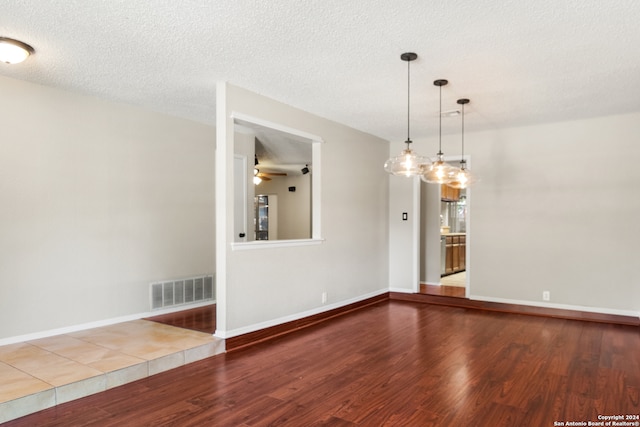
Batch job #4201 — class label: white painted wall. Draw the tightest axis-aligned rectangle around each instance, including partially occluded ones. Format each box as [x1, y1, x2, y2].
[420, 182, 442, 285]
[0, 75, 216, 340]
[3, 73, 635, 344]
[216, 83, 390, 337]
[387, 149, 420, 292]
[408, 111, 640, 316]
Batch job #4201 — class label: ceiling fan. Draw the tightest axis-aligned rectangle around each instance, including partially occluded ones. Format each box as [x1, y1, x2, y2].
[254, 154, 287, 182]
[254, 170, 287, 181]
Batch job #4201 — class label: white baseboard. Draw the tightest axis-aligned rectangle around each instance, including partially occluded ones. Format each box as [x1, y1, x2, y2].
[0, 300, 216, 347]
[214, 289, 389, 339]
[468, 294, 639, 319]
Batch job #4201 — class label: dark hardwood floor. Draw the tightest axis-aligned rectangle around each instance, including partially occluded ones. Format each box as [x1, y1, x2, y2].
[145, 304, 216, 333]
[7, 300, 639, 426]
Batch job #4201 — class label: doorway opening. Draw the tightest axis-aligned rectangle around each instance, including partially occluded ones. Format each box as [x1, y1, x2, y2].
[419, 181, 469, 299]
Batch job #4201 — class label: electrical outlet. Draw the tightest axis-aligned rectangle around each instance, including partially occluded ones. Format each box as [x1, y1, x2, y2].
[542, 291, 550, 301]
[322, 292, 327, 304]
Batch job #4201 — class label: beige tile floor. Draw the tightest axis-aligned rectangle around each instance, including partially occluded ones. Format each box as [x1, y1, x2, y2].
[0, 319, 225, 424]
[441, 271, 466, 287]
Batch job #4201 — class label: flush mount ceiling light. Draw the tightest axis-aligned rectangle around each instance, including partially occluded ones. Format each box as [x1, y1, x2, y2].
[0, 37, 35, 64]
[421, 79, 459, 184]
[448, 98, 477, 189]
[384, 52, 431, 177]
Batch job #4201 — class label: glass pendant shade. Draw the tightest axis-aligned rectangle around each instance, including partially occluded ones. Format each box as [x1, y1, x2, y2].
[448, 160, 476, 189]
[384, 145, 431, 177]
[420, 153, 458, 184]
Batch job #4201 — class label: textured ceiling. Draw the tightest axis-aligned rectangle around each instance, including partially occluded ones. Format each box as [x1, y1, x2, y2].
[1, 0, 640, 142]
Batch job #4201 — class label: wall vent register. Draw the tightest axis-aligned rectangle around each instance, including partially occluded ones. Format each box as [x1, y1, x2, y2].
[150, 275, 214, 310]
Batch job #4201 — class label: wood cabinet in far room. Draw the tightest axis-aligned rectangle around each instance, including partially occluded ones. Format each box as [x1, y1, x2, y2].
[441, 184, 460, 202]
[445, 234, 466, 274]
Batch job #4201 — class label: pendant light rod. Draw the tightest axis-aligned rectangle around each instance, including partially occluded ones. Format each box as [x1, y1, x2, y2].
[407, 57, 410, 142]
[434, 79, 448, 154]
[457, 98, 470, 165]
[401, 53, 417, 146]
[448, 97, 475, 189]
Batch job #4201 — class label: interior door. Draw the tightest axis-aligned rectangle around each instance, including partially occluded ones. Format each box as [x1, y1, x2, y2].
[233, 155, 247, 242]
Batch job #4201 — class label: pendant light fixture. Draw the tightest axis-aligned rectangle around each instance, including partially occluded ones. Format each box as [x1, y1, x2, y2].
[384, 52, 430, 177]
[0, 37, 34, 64]
[448, 98, 477, 189]
[421, 79, 458, 184]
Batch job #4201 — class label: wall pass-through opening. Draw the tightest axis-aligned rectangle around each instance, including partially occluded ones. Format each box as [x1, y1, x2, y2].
[231, 113, 324, 250]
